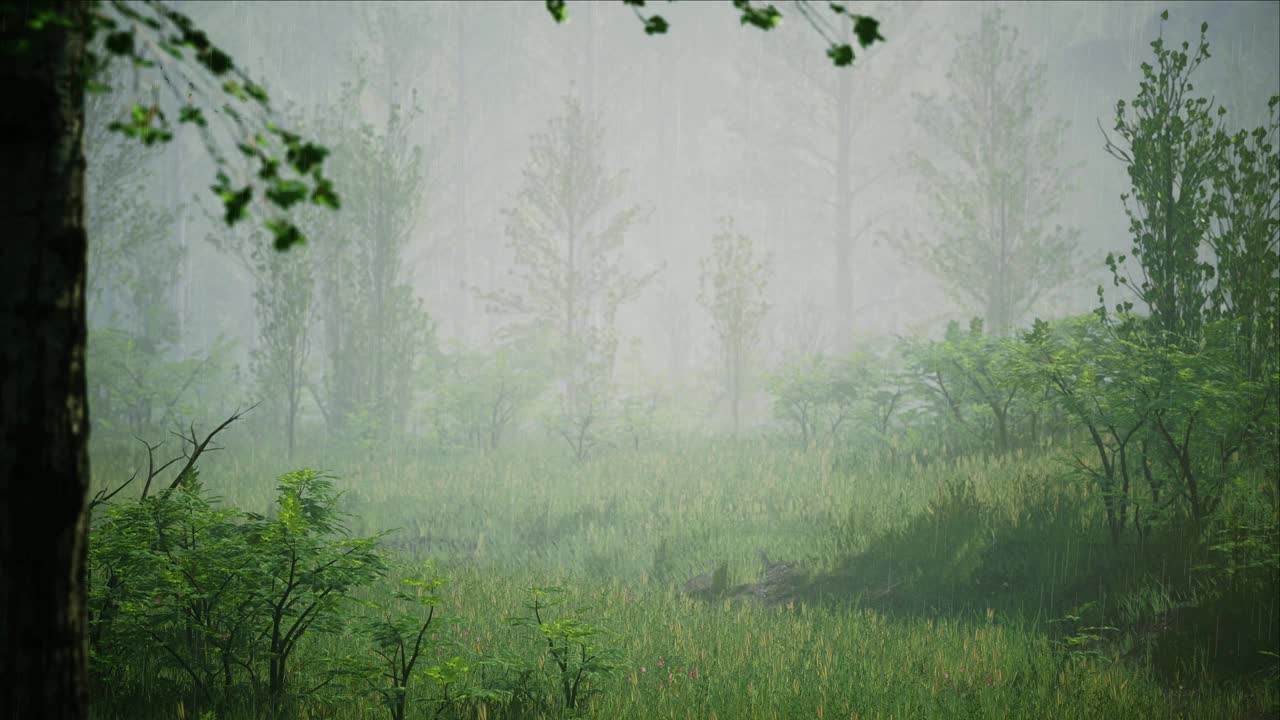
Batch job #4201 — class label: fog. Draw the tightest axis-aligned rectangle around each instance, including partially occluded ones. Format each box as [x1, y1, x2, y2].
[81, 2, 1279, 717]
[97, 1, 1278, 387]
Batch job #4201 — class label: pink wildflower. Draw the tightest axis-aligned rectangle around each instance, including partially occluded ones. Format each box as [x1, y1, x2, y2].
[987, 677, 994, 686]
[153, 597, 162, 604]
[658, 659, 665, 667]
[640, 666, 646, 673]
[943, 672, 949, 680]
[689, 670, 697, 679]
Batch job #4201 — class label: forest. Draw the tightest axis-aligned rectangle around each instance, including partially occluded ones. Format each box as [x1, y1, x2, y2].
[0, 1, 1277, 718]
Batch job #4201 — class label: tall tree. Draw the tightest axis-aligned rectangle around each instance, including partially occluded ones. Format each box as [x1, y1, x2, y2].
[0, 4, 93, 714]
[898, 7, 1079, 335]
[699, 217, 773, 433]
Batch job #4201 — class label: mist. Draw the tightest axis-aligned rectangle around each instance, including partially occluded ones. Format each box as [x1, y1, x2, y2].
[78, 1, 1279, 718]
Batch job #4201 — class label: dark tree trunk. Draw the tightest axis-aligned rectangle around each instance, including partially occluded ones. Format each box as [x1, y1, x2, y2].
[0, 2, 92, 718]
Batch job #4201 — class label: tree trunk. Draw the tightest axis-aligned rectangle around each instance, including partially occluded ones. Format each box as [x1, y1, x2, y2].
[0, 2, 92, 718]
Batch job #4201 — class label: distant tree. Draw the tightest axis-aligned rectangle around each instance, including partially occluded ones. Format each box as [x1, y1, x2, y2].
[431, 348, 546, 452]
[307, 73, 436, 444]
[744, 2, 923, 349]
[249, 242, 315, 460]
[897, 7, 1079, 335]
[485, 96, 655, 459]
[699, 218, 773, 433]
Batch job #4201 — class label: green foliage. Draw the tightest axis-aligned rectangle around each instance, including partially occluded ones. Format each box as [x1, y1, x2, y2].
[83, 0, 341, 252]
[1096, 12, 1279, 537]
[504, 586, 624, 711]
[338, 563, 482, 720]
[762, 348, 906, 448]
[88, 329, 237, 439]
[766, 353, 864, 446]
[1101, 13, 1227, 346]
[88, 465, 388, 715]
[428, 348, 547, 452]
[902, 319, 1032, 456]
[83, 81, 239, 441]
[539, 1, 884, 67]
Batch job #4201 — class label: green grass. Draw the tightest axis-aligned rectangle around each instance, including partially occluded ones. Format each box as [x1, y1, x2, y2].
[87, 431, 1280, 719]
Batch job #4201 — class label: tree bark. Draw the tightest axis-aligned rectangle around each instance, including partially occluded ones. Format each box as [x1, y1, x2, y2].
[0, 2, 92, 717]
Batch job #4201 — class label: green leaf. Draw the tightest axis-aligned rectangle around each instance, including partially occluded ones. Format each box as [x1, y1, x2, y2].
[644, 15, 669, 35]
[178, 106, 206, 127]
[216, 182, 253, 225]
[311, 178, 340, 209]
[546, 0, 568, 23]
[736, 1, 783, 30]
[268, 220, 305, 251]
[243, 81, 270, 104]
[265, 179, 309, 209]
[201, 47, 233, 75]
[853, 16, 883, 48]
[827, 43, 854, 66]
[286, 142, 329, 174]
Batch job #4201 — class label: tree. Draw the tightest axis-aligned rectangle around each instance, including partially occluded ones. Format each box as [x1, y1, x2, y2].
[699, 217, 773, 433]
[1014, 316, 1153, 544]
[898, 7, 1079, 335]
[1099, 12, 1227, 348]
[307, 75, 436, 445]
[1098, 12, 1279, 533]
[248, 242, 315, 461]
[743, 2, 922, 349]
[430, 348, 545, 452]
[902, 319, 1024, 455]
[485, 96, 655, 459]
[0, 0, 882, 714]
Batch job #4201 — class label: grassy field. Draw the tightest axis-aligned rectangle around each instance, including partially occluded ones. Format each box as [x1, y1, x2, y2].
[87, 432, 1279, 719]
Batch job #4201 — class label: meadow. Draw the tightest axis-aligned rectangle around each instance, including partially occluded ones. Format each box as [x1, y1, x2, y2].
[86, 431, 1280, 720]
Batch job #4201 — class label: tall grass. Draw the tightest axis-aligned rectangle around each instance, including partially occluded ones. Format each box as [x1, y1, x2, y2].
[87, 431, 1279, 719]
